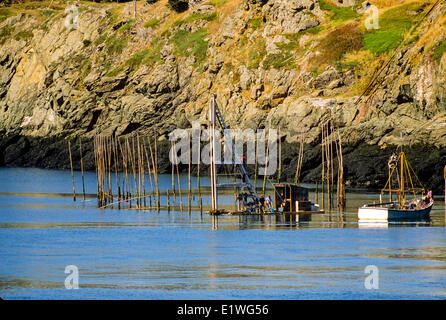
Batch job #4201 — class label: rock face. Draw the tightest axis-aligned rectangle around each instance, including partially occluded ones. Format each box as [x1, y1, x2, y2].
[0, 0, 445, 192]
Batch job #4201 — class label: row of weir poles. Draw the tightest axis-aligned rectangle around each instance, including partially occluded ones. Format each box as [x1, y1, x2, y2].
[93, 134, 160, 210]
[67, 134, 205, 213]
[67, 129, 345, 213]
[320, 120, 345, 211]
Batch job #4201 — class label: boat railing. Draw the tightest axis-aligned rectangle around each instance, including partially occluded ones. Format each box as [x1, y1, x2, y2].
[362, 201, 398, 208]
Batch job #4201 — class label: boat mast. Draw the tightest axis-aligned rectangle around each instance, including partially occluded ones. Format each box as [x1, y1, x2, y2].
[209, 94, 259, 210]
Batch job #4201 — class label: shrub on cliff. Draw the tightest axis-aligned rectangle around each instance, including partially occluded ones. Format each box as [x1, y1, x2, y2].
[168, 0, 189, 13]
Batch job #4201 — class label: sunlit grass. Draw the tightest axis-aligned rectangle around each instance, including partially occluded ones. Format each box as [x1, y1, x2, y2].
[319, 0, 359, 24]
[363, 1, 427, 54]
[144, 18, 160, 28]
[430, 41, 446, 64]
[174, 11, 218, 26]
[171, 28, 209, 69]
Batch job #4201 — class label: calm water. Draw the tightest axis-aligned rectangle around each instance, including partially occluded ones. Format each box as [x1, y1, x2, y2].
[0, 167, 445, 300]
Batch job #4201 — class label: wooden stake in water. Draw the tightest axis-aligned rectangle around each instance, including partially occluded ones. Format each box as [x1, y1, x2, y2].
[151, 136, 160, 209]
[68, 140, 76, 201]
[143, 144, 154, 208]
[277, 127, 281, 183]
[262, 128, 270, 195]
[294, 131, 304, 185]
[79, 138, 86, 200]
[330, 120, 334, 208]
[254, 137, 258, 193]
[173, 140, 183, 212]
[171, 139, 176, 201]
[93, 137, 100, 206]
[188, 134, 191, 196]
[209, 95, 218, 212]
[336, 130, 345, 210]
[321, 124, 325, 210]
[315, 181, 318, 204]
[118, 138, 130, 203]
[326, 123, 331, 208]
[107, 136, 113, 208]
[112, 136, 121, 209]
[197, 132, 201, 199]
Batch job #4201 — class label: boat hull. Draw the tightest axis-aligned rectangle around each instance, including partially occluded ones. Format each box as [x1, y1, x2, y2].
[358, 202, 433, 222]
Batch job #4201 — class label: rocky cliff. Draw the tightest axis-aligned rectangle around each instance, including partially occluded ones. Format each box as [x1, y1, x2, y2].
[0, 0, 445, 192]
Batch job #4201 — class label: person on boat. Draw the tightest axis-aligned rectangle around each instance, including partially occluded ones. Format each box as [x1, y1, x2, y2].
[259, 194, 265, 213]
[265, 195, 271, 208]
[388, 153, 398, 169]
[426, 189, 433, 203]
[265, 195, 274, 212]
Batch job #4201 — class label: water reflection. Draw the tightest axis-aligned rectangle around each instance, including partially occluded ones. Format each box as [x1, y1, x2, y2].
[1, 168, 446, 299]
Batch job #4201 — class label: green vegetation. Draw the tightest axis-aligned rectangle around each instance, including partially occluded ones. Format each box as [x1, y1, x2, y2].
[262, 25, 324, 70]
[239, 34, 248, 47]
[248, 18, 262, 30]
[161, 29, 171, 38]
[319, 0, 359, 23]
[363, 30, 401, 54]
[105, 35, 127, 55]
[95, 32, 108, 45]
[38, 9, 56, 18]
[119, 19, 134, 32]
[0, 26, 14, 45]
[209, 0, 229, 6]
[0, 8, 14, 22]
[334, 59, 358, 72]
[430, 41, 446, 64]
[263, 52, 296, 70]
[107, 37, 163, 76]
[83, 39, 92, 47]
[171, 28, 209, 69]
[303, 25, 323, 35]
[174, 11, 217, 26]
[247, 38, 266, 69]
[106, 65, 124, 77]
[127, 40, 163, 68]
[78, 57, 92, 79]
[262, 27, 323, 70]
[363, 2, 426, 54]
[144, 18, 160, 28]
[106, 7, 121, 26]
[14, 29, 33, 41]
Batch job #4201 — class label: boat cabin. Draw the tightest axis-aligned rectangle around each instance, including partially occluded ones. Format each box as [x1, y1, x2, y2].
[273, 183, 309, 212]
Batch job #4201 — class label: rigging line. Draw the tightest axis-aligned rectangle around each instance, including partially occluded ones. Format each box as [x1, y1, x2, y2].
[406, 156, 425, 191]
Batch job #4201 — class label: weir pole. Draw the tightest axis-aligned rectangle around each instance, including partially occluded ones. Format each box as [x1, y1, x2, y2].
[209, 94, 218, 211]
